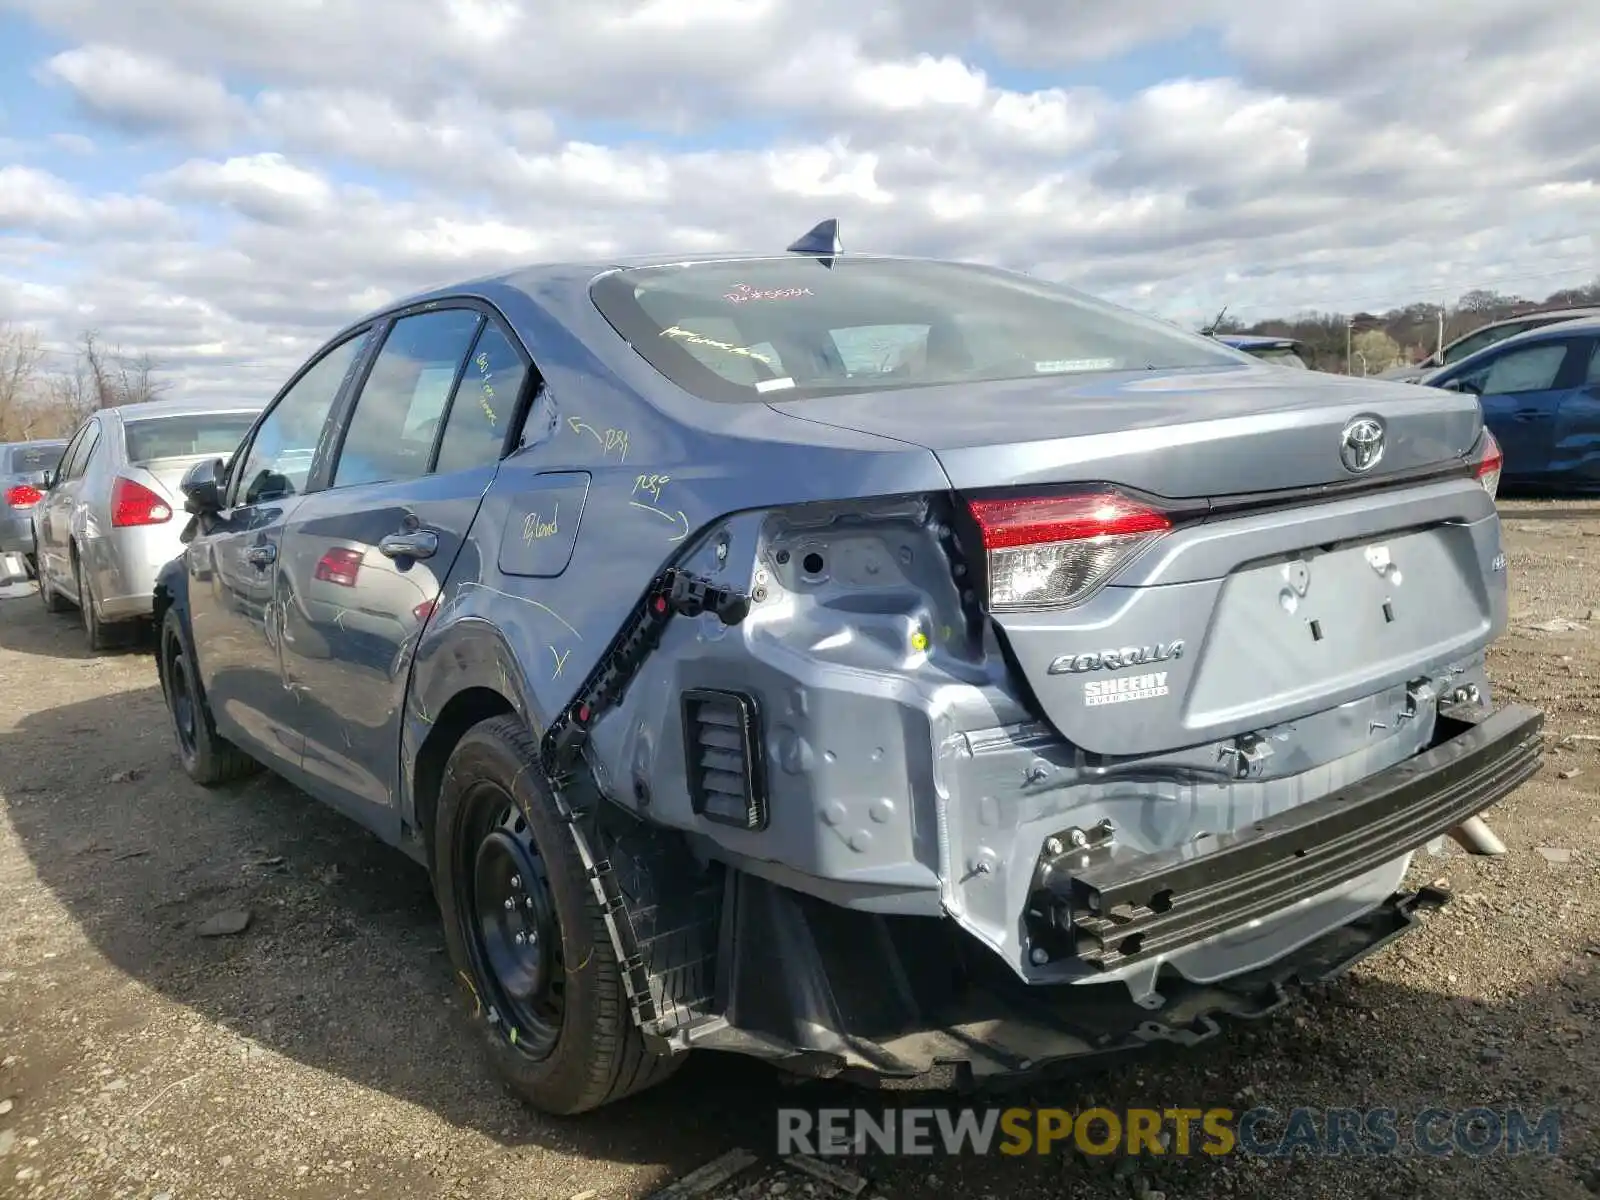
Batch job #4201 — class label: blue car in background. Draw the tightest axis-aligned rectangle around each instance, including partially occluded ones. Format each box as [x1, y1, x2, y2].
[1423, 316, 1600, 492]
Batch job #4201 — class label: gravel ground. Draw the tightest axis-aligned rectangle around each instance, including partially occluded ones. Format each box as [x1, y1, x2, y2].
[1, 496, 1597, 1200]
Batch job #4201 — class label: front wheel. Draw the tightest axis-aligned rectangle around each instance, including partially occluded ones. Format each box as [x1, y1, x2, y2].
[159, 608, 260, 786]
[432, 716, 683, 1115]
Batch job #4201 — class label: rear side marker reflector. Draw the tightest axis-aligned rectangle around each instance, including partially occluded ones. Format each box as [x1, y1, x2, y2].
[967, 491, 1171, 612]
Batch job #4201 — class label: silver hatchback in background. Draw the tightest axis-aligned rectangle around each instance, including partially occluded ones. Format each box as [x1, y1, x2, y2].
[34, 398, 263, 648]
[0, 439, 67, 581]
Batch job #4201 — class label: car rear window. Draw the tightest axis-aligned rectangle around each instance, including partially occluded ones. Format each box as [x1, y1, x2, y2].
[589, 258, 1243, 403]
[1249, 347, 1310, 369]
[123, 412, 259, 464]
[6, 444, 64, 474]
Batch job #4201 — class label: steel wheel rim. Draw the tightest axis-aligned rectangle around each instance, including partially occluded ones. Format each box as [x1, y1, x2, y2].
[459, 782, 564, 1059]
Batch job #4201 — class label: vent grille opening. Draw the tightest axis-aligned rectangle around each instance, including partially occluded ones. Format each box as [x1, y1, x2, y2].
[681, 688, 768, 831]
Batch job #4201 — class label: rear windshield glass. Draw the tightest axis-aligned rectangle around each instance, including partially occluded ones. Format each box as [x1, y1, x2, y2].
[1248, 346, 1310, 369]
[123, 412, 259, 464]
[7, 444, 64, 474]
[589, 258, 1244, 403]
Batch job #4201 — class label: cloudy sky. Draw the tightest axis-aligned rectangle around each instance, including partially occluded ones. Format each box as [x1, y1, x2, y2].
[1, 0, 1597, 398]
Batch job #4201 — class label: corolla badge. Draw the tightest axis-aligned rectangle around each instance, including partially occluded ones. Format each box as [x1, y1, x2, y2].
[1339, 415, 1386, 474]
[1048, 641, 1184, 675]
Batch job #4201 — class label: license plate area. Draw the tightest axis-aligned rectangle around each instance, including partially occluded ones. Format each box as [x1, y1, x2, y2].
[1184, 527, 1490, 727]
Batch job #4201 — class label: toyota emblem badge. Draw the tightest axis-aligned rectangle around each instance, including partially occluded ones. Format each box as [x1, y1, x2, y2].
[1339, 416, 1385, 474]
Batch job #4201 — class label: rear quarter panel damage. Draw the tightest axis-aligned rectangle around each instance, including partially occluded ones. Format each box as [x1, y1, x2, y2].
[398, 276, 953, 846]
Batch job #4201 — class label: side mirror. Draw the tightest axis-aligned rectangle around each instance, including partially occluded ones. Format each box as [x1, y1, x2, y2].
[40, 469, 54, 490]
[180, 457, 227, 516]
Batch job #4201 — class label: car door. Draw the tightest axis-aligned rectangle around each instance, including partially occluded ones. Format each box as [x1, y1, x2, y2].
[277, 304, 523, 833]
[46, 419, 101, 593]
[36, 422, 90, 585]
[1448, 337, 1582, 483]
[183, 327, 376, 769]
[1552, 340, 1600, 486]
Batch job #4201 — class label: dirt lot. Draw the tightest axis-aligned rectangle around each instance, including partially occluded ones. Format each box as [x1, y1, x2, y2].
[2, 498, 1599, 1200]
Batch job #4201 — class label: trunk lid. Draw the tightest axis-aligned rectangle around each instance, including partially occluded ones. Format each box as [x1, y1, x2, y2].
[771, 365, 1501, 758]
[130, 456, 216, 505]
[767, 364, 1482, 496]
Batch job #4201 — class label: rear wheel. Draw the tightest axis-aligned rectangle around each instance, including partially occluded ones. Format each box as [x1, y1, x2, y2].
[159, 607, 259, 786]
[74, 551, 115, 652]
[433, 716, 683, 1115]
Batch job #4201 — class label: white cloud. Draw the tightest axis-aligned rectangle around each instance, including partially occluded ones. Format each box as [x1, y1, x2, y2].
[39, 43, 246, 144]
[153, 153, 336, 225]
[0, 166, 180, 241]
[0, 0, 1596, 395]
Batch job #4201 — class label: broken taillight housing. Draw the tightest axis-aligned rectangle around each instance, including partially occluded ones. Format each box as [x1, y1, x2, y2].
[965, 490, 1172, 612]
[1473, 429, 1502, 500]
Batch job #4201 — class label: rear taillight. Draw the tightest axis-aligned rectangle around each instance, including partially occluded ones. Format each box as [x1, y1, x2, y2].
[965, 490, 1172, 611]
[110, 477, 173, 527]
[1473, 429, 1502, 500]
[5, 484, 43, 509]
[314, 547, 363, 587]
[413, 599, 436, 623]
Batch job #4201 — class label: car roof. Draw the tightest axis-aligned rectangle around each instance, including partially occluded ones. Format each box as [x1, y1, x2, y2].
[91, 397, 265, 421]
[1454, 306, 1600, 339]
[1423, 314, 1600, 382]
[1218, 334, 1301, 349]
[353, 249, 990, 327]
[1469, 314, 1600, 348]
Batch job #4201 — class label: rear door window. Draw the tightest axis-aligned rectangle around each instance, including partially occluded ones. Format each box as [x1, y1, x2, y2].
[63, 422, 100, 481]
[1478, 343, 1569, 395]
[331, 308, 484, 489]
[433, 323, 530, 475]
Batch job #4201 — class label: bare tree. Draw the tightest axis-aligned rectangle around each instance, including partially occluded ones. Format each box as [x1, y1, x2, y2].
[73, 329, 170, 410]
[0, 324, 47, 439]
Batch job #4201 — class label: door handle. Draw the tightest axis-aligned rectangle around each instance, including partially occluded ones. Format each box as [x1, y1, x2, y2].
[1513, 410, 1545, 422]
[245, 544, 276, 567]
[378, 530, 438, 560]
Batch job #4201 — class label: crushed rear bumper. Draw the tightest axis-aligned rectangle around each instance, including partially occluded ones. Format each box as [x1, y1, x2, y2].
[1028, 701, 1546, 971]
[644, 701, 1544, 1087]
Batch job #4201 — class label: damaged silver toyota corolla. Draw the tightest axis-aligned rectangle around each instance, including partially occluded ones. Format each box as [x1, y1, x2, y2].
[152, 220, 1544, 1115]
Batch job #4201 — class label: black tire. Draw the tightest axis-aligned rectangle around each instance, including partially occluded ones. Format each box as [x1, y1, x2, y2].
[74, 550, 115, 652]
[39, 557, 69, 613]
[159, 607, 260, 786]
[432, 716, 683, 1115]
